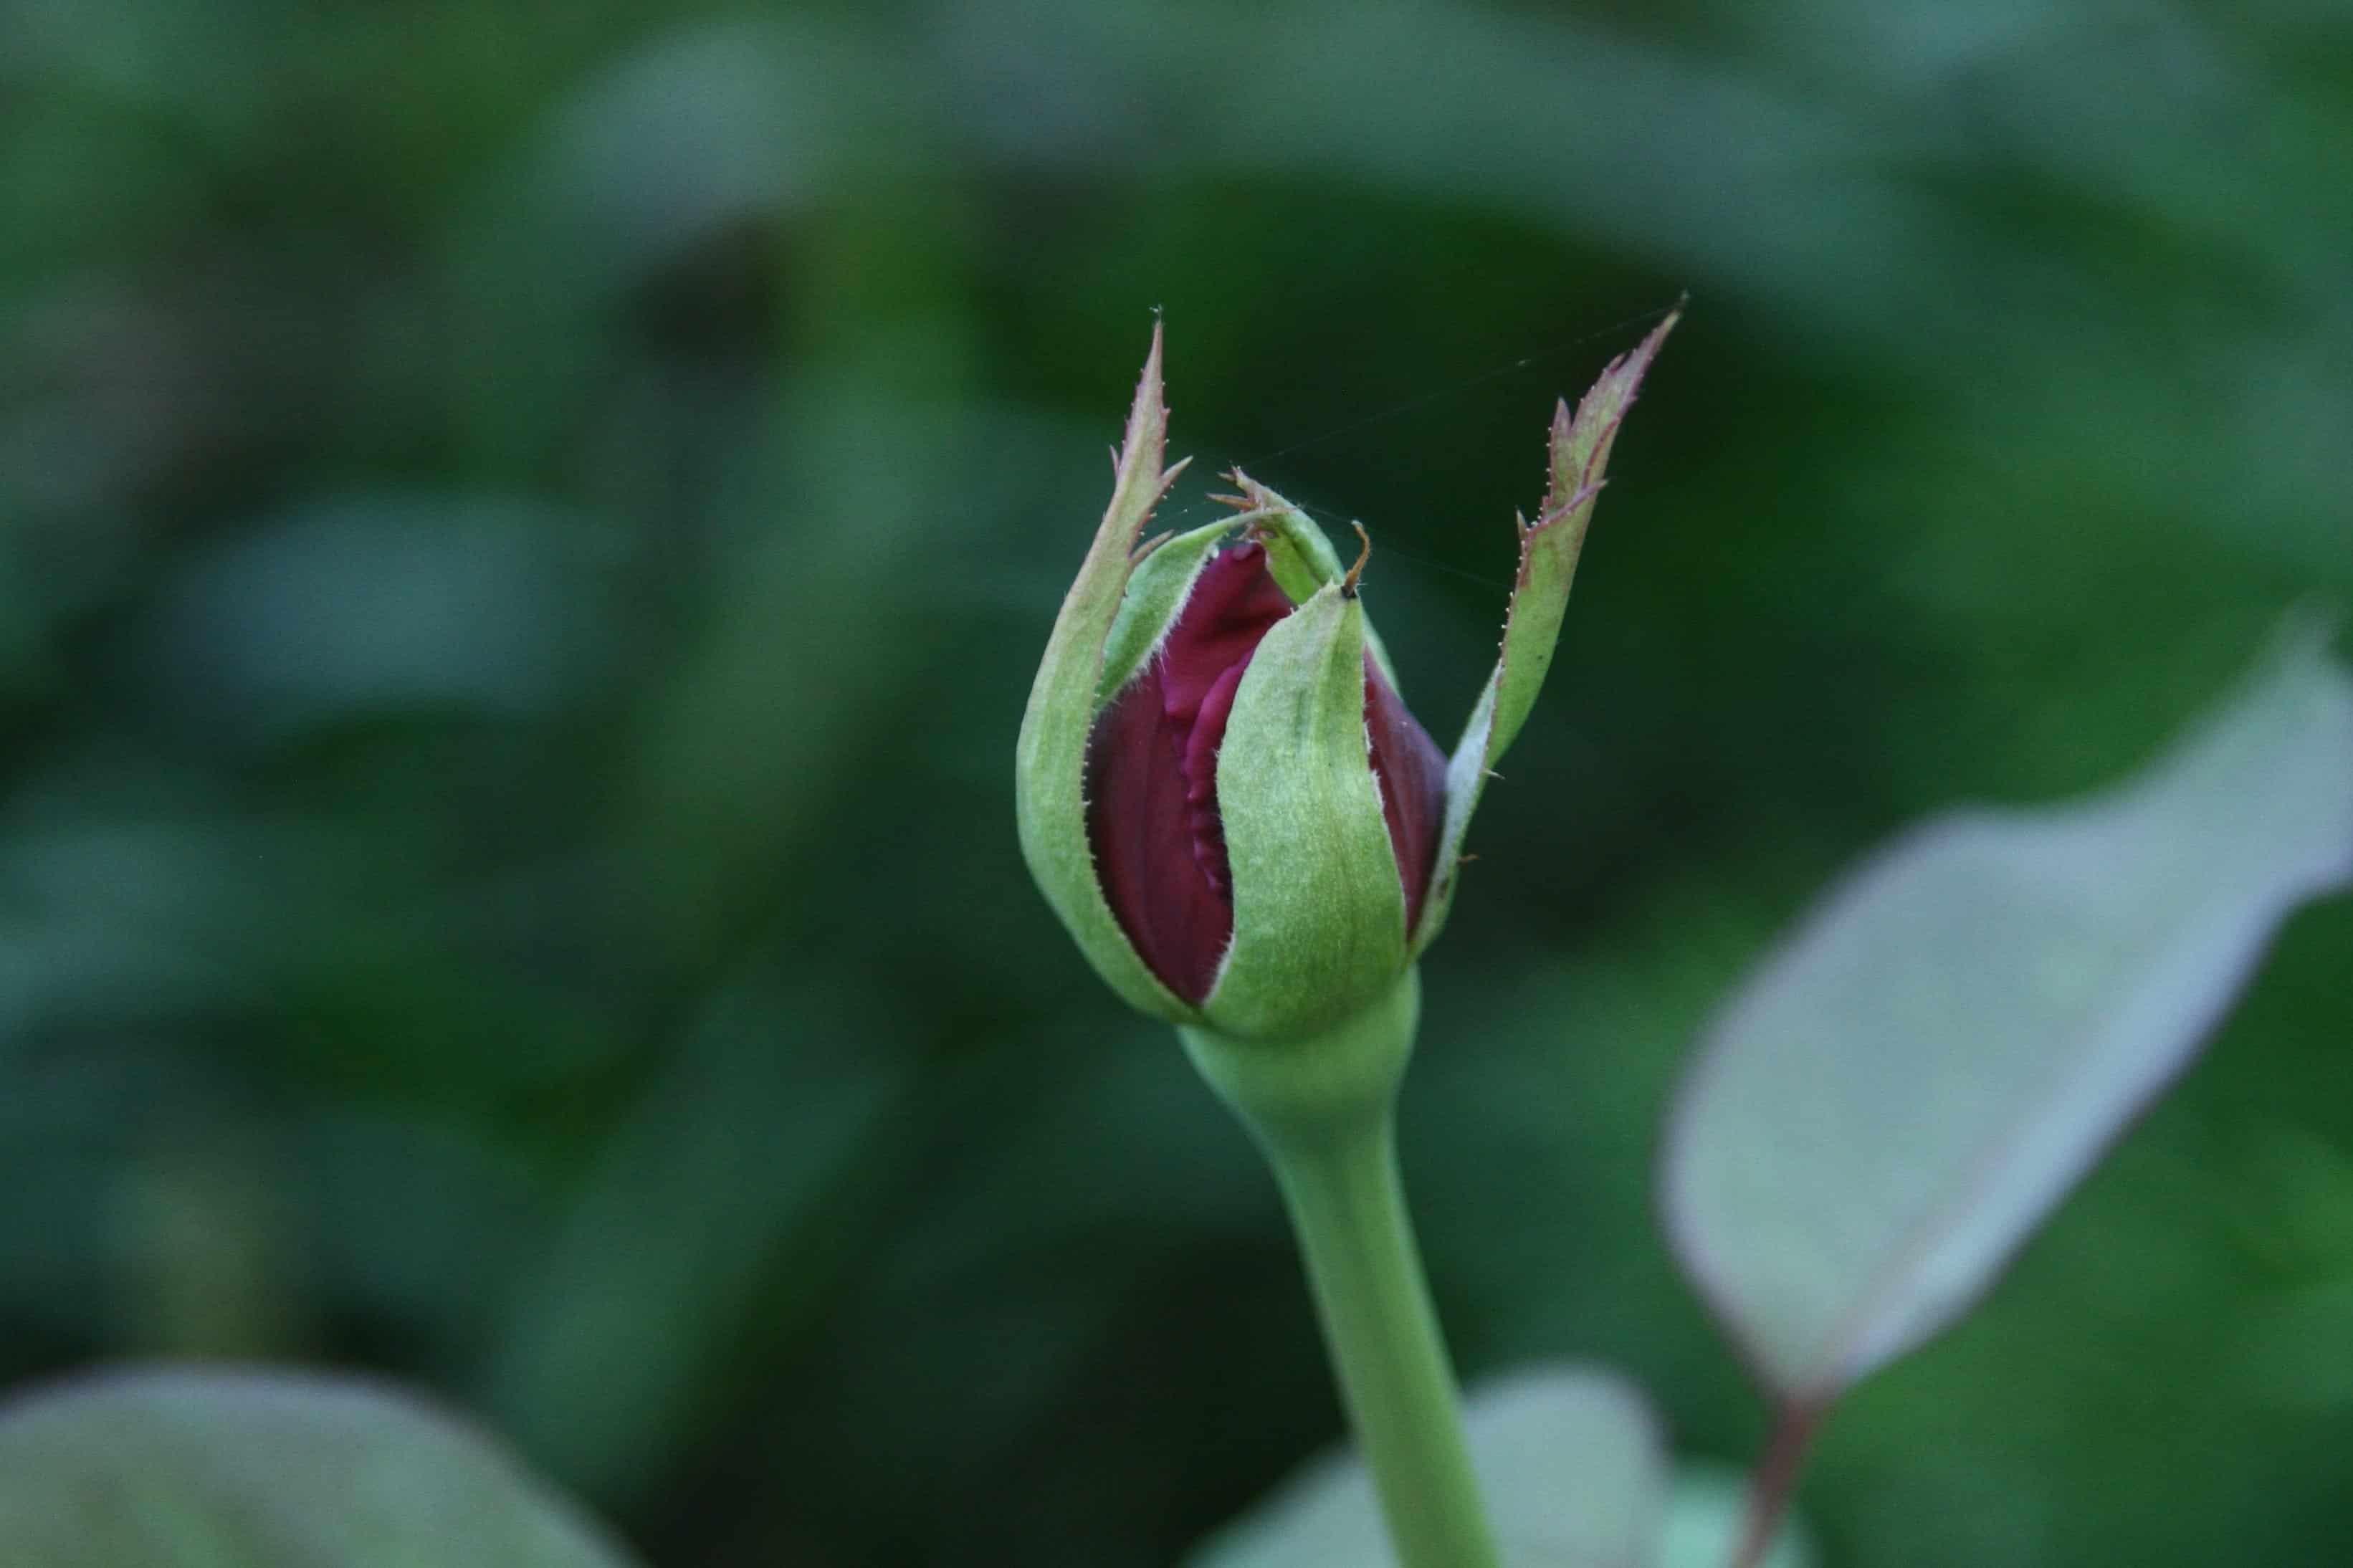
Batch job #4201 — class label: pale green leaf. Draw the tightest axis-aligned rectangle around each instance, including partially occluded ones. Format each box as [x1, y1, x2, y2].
[1189, 1365, 1662, 1568]
[1655, 1466, 1813, 1568]
[1664, 624, 2353, 1402]
[0, 1367, 638, 1568]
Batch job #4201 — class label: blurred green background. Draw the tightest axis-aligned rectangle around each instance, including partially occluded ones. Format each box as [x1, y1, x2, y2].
[4, 0, 2350, 1562]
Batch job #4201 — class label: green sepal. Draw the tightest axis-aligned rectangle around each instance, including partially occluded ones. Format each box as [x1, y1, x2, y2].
[1014, 323, 1198, 1023]
[1229, 472, 1347, 603]
[1205, 584, 1411, 1041]
[1180, 969, 1420, 1141]
[1415, 308, 1679, 956]
[1219, 469, 1401, 690]
[1097, 517, 1234, 704]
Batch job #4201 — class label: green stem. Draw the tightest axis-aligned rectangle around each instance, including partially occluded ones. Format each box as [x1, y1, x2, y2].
[1181, 972, 1502, 1568]
[1271, 1109, 1500, 1568]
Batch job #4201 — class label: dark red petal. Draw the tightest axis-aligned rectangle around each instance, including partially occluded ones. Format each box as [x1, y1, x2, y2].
[1155, 545, 1296, 723]
[1086, 541, 1452, 1000]
[1085, 543, 1292, 1001]
[1364, 656, 1448, 937]
[1085, 663, 1233, 1001]
[1182, 659, 1251, 898]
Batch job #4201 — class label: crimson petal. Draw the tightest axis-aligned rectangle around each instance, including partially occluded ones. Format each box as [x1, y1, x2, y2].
[1085, 542, 1449, 1003]
[1364, 656, 1448, 934]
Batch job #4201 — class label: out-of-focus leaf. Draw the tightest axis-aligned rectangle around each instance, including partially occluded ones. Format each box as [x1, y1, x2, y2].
[0, 1366, 639, 1568]
[0, 816, 290, 1039]
[1664, 625, 2353, 1402]
[538, 21, 830, 287]
[616, 382, 950, 965]
[479, 983, 912, 1498]
[1189, 1364, 1661, 1568]
[149, 494, 608, 743]
[1036, 0, 2353, 573]
[1655, 1465, 1812, 1568]
[2231, 1274, 2353, 1412]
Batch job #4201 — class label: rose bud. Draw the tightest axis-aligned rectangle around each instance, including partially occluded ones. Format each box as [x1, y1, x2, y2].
[1016, 315, 1676, 1045]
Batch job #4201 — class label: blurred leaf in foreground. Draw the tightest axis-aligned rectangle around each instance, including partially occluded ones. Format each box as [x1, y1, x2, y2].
[1656, 1466, 1813, 1568]
[1664, 621, 2353, 1408]
[1189, 1364, 1660, 1568]
[0, 1366, 638, 1568]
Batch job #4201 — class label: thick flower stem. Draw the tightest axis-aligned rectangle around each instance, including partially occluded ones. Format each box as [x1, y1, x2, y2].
[1267, 1106, 1500, 1568]
[1181, 973, 1502, 1568]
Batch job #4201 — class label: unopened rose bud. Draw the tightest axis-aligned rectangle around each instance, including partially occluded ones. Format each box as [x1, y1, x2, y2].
[1087, 528, 1447, 1023]
[1016, 315, 1675, 1045]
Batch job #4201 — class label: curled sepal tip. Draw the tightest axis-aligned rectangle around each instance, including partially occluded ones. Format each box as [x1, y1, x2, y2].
[1414, 305, 1681, 954]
